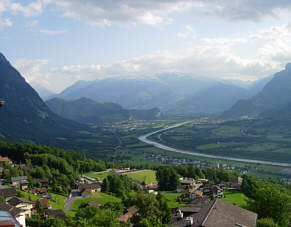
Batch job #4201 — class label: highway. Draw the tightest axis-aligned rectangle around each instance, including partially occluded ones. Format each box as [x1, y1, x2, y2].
[138, 122, 291, 167]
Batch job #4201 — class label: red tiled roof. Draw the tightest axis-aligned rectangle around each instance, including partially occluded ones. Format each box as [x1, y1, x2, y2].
[0, 220, 15, 227]
[33, 198, 50, 209]
[0, 157, 11, 163]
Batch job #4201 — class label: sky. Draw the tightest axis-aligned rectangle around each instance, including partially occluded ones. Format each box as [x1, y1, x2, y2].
[1, 0, 291, 92]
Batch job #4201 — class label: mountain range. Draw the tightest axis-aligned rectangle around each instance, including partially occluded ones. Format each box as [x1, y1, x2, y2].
[46, 97, 161, 124]
[222, 63, 291, 119]
[48, 73, 270, 115]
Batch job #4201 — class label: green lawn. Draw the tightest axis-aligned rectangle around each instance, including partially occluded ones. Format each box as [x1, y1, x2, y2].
[71, 192, 121, 211]
[220, 191, 248, 208]
[17, 190, 39, 201]
[17, 190, 76, 217]
[125, 170, 157, 184]
[49, 193, 66, 210]
[84, 171, 113, 180]
[162, 193, 187, 208]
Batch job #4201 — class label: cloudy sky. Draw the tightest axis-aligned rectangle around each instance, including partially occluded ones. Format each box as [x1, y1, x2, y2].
[1, 0, 291, 92]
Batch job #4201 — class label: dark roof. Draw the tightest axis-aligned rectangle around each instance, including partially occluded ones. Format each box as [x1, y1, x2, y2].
[78, 183, 100, 191]
[81, 189, 92, 197]
[168, 200, 257, 227]
[168, 201, 215, 227]
[0, 202, 24, 217]
[29, 187, 47, 195]
[202, 200, 257, 227]
[0, 188, 17, 198]
[0, 202, 12, 211]
[8, 197, 32, 206]
[9, 207, 23, 217]
[179, 207, 201, 213]
[11, 176, 28, 182]
[35, 178, 49, 184]
[48, 209, 67, 220]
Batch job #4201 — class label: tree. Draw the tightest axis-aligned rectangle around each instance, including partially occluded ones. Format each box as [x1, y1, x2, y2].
[241, 175, 260, 198]
[257, 218, 279, 227]
[247, 186, 291, 226]
[139, 216, 167, 227]
[156, 193, 171, 223]
[156, 166, 179, 191]
[101, 178, 110, 192]
[75, 206, 121, 227]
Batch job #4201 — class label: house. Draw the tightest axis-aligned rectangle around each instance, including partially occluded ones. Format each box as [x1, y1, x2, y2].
[231, 177, 243, 190]
[0, 202, 26, 227]
[33, 198, 51, 212]
[81, 189, 92, 198]
[145, 183, 158, 192]
[35, 179, 49, 189]
[117, 206, 139, 223]
[78, 183, 101, 197]
[29, 188, 47, 197]
[0, 157, 13, 167]
[168, 200, 257, 227]
[180, 178, 195, 187]
[0, 189, 18, 202]
[47, 209, 66, 220]
[69, 189, 81, 198]
[78, 183, 101, 192]
[210, 185, 223, 199]
[39, 198, 51, 210]
[11, 177, 29, 191]
[178, 178, 201, 193]
[188, 190, 203, 200]
[19, 165, 31, 173]
[7, 197, 33, 218]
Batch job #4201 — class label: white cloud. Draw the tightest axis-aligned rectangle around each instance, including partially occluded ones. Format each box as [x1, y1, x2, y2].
[11, 21, 291, 92]
[2, 0, 291, 27]
[39, 29, 67, 35]
[44, 0, 291, 26]
[49, 0, 178, 26]
[46, 42, 280, 91]
[177, 25, 195, 38]
[12, 58, 51, 88]
[9, 0, 47, 17]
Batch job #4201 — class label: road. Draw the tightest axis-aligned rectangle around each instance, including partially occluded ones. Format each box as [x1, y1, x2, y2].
[138, 121, 291, 167]
[65, 196, 82, 211]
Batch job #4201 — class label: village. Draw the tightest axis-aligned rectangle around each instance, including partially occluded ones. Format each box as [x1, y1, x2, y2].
[0, 154, 279, 227]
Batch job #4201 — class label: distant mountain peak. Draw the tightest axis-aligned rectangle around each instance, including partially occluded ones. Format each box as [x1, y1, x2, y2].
[0, 53, 8, 63]
[285, 63, 291, 71]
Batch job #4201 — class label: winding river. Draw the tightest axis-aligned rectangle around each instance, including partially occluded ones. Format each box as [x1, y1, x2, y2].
[138, 121, 291, 167]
